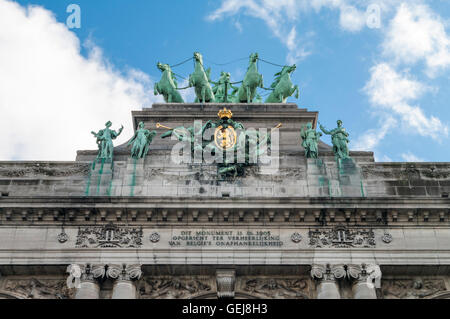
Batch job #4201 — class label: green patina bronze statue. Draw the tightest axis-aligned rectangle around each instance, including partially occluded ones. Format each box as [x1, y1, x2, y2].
[319, 120, 350, 161]
[157, 108, 279, 179]
[91, 121, 123, 161]
[127, 122, 157, 159]
[189, 52, 215, 103]
[153, 52, 301, 104]
[300, 122, 322, 159]
[233, 53, 263, 103]
[265, 64, 299, 103]
[212, 71, 239, 103]
[154, 62, 185, 103]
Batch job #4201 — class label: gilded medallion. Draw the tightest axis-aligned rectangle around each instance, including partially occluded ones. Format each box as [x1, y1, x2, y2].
[214, 126, 237, 150]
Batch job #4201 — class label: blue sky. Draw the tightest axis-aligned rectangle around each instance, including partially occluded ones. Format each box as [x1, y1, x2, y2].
[1, 0, 449, 162]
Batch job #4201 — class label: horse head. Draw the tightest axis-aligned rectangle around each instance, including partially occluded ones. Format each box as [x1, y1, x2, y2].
[249, 52, 259, 63]
[287, 64, 297, 74]
[220, 71, 231, 82]
[193, 52, 204, 65]
[157, 62, 170, 72]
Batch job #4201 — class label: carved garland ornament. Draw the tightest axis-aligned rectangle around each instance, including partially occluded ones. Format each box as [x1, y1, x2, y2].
[75, 222, 143, 248]
[308, 225, 376, 248]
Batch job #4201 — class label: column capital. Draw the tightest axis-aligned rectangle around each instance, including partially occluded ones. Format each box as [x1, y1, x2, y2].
[311, 264, 346, 282]
[68, 264, 106, 284]
[347, 263, 382, 288]
[106, 264, 142, 282]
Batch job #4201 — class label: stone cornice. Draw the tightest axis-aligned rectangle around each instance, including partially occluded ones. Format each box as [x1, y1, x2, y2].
[0, 196, 448, 226]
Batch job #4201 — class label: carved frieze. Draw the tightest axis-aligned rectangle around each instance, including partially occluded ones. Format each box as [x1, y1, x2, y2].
[3, 278, 74, 299]
[238, 277, 311, 299]
[381, 279, 447, 299]
[309, 225, 376, 248]
[0, 163, 90, 178]
[360, 166, 394, 179]
[75, 223, 143, 248]
[138, 277, 213, 299]
[422, 167, 450, 179]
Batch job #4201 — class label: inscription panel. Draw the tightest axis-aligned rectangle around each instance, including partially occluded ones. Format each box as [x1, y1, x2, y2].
[167, 230, 284, 248]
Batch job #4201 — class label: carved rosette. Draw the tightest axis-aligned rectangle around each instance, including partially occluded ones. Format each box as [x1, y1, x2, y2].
[347, 264, 382, 288]
[216, 269, 236, 299]
[106, 264, 142, 282]
[311, 264, 346, 282]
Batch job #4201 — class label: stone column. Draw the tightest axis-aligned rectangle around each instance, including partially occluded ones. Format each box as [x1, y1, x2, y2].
[216, 269, 236, 299]
[67, 264, 105, 299]
[347, 264, 381, 299]
[107, 264, 142, 299]
[311, 264, 346, 299]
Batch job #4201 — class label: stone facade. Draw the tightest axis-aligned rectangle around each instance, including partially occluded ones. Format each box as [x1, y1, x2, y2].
[0, 103, 449, 299]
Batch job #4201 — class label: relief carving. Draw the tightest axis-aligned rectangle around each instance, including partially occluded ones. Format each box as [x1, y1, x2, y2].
[381, 279, 447, 299]
[361, 166, 394, 179]
[138, 277, 213, 299]
[75, 222, 143, 248]
[422, 167, 450, 179]
[0, 163, 90, 177]
[3, 278, 74, 299]
[238, 278, 311, 299]
[309, 225, 376, 248]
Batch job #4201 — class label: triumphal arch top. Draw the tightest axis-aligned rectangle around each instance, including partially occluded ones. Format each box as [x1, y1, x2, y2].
[0, 52, 449, 299]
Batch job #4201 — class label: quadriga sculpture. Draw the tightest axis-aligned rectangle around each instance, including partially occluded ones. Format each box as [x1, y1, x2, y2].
[233, 53, 263, 103]
[265, 64, 299, 103]
[189, 52, 215, 103]
[154, 62, 184, 103]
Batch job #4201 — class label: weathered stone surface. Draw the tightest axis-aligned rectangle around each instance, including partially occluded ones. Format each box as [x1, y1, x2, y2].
[0, 103, 449, 299]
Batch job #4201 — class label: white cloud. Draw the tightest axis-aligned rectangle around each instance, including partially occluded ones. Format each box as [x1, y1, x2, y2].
[339, 5, 367, 32]
[383, 3, 450, 77]
[364, 63, 448, 140]
[206, 0, 404, 63]
[352, 115, 397, 151]
[401, 152, 425, 162]
[0, 0, 161, 161]
[207, 0, 313, 64]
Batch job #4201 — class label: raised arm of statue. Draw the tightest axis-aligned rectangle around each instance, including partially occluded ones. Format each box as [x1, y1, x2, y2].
[319, 123, 331, 135]
[113, 125, 124, 139]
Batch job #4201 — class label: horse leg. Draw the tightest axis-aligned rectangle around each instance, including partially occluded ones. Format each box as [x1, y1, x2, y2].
[246, 86, 251, 103]
[293, 85, 299, 99]
[201, 86, 206, 103]
[168, 92, 172, 103]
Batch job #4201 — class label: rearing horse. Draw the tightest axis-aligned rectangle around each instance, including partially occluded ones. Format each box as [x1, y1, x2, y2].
[154, 62, 184, 103]
[234, 53, 263, 103]
[189, 52, 215, 103]
[265, 64, 299, 103]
